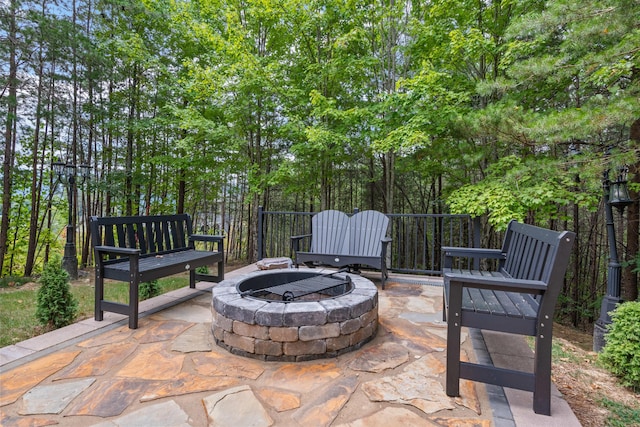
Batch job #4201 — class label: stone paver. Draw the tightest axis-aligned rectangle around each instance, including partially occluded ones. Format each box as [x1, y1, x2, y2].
[203, 385, 274, 427]
[348, 341, 409, 373]
[0, 267, 581, 426]
[0, 350, 81, 406]
[91, 400, 191, 427]
[362, 354, 457, 415]
[20, 378, 95, 415]
[335, 406, 438, 426]
[171, 322, 214, 353]
[292, 376, 359, 427]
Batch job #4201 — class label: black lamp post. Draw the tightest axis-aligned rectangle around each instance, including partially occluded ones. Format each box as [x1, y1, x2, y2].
[593, 166, 633, 352]
[53, 160, 91, 280]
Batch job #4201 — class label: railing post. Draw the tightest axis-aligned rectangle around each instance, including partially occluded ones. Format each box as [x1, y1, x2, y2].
[472, 216, 482, 270]
[257, 206, 264, 260]
[473, 217, 481, 248]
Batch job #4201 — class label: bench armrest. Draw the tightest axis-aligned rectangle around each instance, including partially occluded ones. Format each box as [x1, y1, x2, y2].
[442, 247, 505, 270]
[190, 234, 224, 252]
[442, 247, 504, 258]
[190, 234, 224, 243]
[445, 272, 547, 294]
[94, 246, 140, 256]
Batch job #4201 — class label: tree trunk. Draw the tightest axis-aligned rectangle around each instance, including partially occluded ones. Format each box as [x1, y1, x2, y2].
[0, 0, 18, 275]
[622, 118, 640, 301]
[125, 66, 138, 216]
[24, 0, 48, 276]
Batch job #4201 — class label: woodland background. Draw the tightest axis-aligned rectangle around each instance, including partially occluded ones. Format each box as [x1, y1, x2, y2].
[1, 0, 639, 330]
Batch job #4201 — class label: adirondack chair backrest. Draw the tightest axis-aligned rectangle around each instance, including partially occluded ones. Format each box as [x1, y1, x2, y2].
[310, 210, 350, 254]
[349, 210, 389, 257]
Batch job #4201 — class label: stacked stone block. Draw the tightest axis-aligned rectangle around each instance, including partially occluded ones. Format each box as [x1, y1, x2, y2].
[211, 271, 378, 362]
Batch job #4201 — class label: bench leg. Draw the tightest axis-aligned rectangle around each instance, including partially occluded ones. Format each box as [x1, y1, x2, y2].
[95, 268, 104, 322]
[189, 270, 196, 289]
[129, 277, 139, 329]
[533, 330, 553, 415]
[217, 258, 224, 282]
[446, 282, 463, 397]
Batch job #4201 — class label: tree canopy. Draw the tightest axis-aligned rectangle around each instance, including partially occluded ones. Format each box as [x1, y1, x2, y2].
[1, 0, 639, 325]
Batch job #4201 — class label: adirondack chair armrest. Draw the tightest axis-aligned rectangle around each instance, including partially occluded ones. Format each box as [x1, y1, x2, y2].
[445, 272, 547, 294]
[290, 233, 312, 252]
[442, 247, 505, 269]
[291, 233, 312, 241]
[380, 237, 392, 258]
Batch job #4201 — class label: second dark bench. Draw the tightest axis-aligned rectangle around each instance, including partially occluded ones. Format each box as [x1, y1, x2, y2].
[442, 220, 575, 415]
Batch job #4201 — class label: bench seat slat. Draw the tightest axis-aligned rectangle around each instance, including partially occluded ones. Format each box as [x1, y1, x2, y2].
[466, 288, 491, 314]
[494, 290, 532, 318]
[479, 289, 507, 316]
[505, 292, 538, 320]
[102, 249, 223, 282]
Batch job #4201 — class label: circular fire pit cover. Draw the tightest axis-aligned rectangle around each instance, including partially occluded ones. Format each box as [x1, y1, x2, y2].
[211, 269, 378, 361]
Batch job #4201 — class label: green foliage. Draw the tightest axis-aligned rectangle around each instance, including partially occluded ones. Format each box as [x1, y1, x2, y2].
[625, 252, 640, 274]
[446, 155, 591, 230]
[35, 260, 78, 329]
[600, 301, 640, 391]
[139, 280, 161, 300]
[598, 397, 640, 427]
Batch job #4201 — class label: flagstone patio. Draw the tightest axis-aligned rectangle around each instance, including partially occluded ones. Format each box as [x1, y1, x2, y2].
[0, 265, 580, 426]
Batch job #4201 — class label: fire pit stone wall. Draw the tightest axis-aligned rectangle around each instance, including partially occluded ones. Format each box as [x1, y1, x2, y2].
[211, 270, 379, 361]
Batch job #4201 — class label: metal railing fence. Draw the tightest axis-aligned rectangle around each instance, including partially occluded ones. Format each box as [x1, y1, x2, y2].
[257, 207, 480, 275]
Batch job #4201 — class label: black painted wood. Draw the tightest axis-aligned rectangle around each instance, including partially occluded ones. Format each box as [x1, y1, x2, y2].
[442, 220, 575, 415]
[91, 214, 224, 329]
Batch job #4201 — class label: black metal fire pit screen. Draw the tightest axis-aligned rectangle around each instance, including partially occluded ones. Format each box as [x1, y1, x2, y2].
[241, 269, 352, 301]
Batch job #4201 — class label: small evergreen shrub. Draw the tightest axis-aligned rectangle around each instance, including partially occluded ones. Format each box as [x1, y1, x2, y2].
[196, 265, 209, 274]
[600, 301, 640, 391]
[140, 280, 161, 300]
[36, 259, 78, 328]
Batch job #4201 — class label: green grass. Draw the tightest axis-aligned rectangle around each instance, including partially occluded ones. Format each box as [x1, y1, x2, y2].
[599, 397, 640, 427]
[0, 275, 31, 288]
[0, 275, 190, 348]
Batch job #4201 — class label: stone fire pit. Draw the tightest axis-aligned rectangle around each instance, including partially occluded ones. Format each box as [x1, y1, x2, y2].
[211, 269, 378, 361]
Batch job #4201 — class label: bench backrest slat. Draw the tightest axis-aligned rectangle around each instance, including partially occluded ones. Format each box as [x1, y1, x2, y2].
[91, 214, 194, 257]
[154, 220, 164, 252]
[104, 225, 115, 248]
[126, 223, 136, 249]
[502, 221, 564, 283]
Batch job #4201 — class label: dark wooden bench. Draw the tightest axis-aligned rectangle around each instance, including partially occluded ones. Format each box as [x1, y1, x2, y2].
[90, 214, 224, 329]
[291, 210, 392, 288]
[442, 220, 575, 415]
